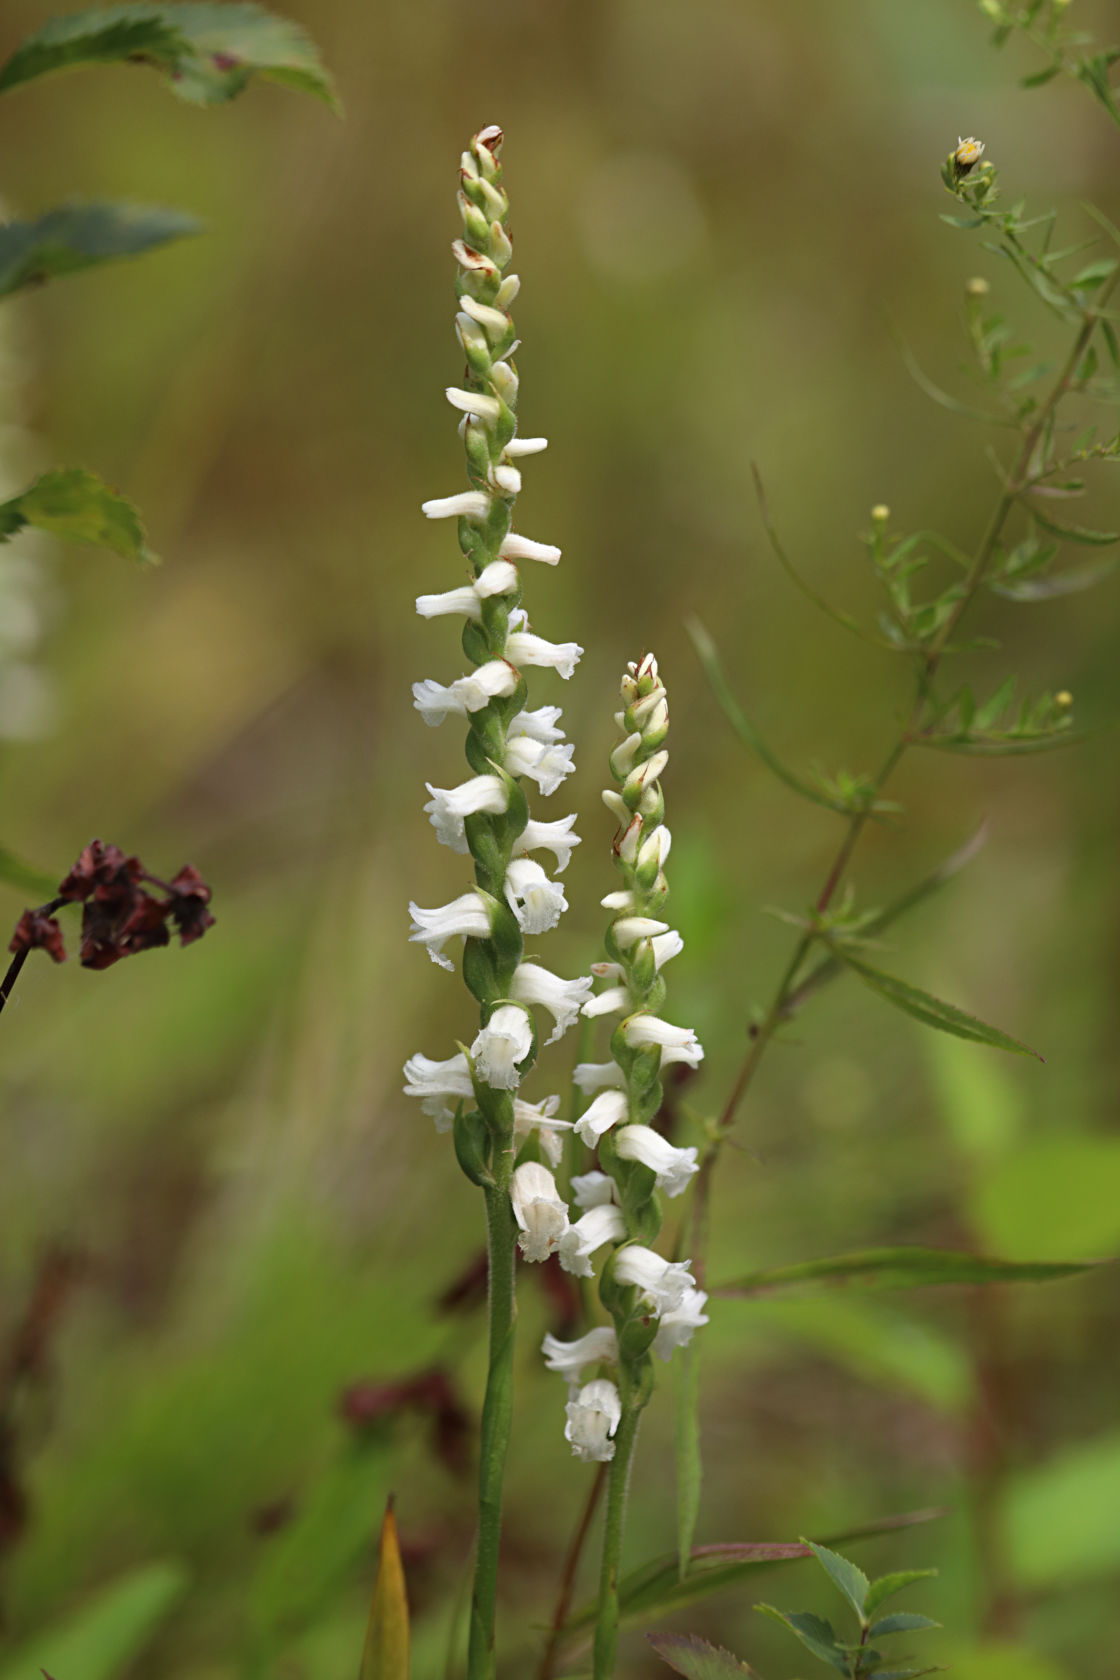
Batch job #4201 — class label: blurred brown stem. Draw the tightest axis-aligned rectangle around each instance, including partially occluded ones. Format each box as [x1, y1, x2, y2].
[536, 1462, 607, 1680]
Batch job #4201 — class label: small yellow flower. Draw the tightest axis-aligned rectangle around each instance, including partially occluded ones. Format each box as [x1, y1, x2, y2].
[1055, 690, 1073, 708]
[954, 136, 986, 175]
[965, 276, 990, 298]
[870, 504, 890, 523]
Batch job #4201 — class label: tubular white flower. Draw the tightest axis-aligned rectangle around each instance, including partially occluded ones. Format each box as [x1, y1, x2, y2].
[510, 1161, 569, 1262]
[408, 890, 492, 970]
[475, 559, 520, 596]
[503, 733, 575, 795]
[412, 661, 518, 726]
[602, 788, 630, 825]
[638, 825, 672, 871]
[445, 385, 502, 424]
[402, 1050, 473, 1130]
[623, 1014, 704, 1066]
[582, 985, 630, 1019]
[498, 532, 561, 565]
[415, 585, 483, 621]
[508, 704, 564, 743]
[505, 857, 568, 935]
[571, 1170, 619, 1209]
[564, 1378, 622, 1463]
[471, 1004, 533, 1090]
[613, 1245, 697, 1315]
[492, 463, 522, 495]
[612, 916, 671, 949]
[424, 774, 509, 852]
[513, 815, 581, 872]
[504, 436, 548, 456]
[542, 1325, 618, 1380]
[614, 1124, 699, 1197]
[572, 1060, 626, 1096]
[651, 930, 684, 970]
[574, 1088, 628, 1146]
[457, 292, 509, 333]
[653, 1288, 710, 1360]
[600, 890, 635, 911]
[421, 491, 492, 519]
[510, 962, 592, 1044]
[512, 1096, 572, 1168]
[506, 630, 583, 678]
[558, 1202, 627, 1277]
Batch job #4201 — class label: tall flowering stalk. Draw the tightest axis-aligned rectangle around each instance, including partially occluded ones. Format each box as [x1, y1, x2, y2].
[543, 654, 708, 1680]
[404, 124, 590, 1680]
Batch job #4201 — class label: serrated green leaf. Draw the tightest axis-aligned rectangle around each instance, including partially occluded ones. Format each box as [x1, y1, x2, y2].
[360, 1499, 410, 1680]
[0, 468, 155, 564]
[0, 3, 339, 110]
[0, 1562, 187, 1680]
[0, 202, 200, 298]
[647, 1633, 761, 1679]
[1031, 507, 1120, 546]
[869, 1613, 940, 1636]
[863, 1572, 939, 1620]
[827, 946, 1043, 1058]
[675, 1343, 702, 1581]
[803, 1541, 869, 1618]
[755, 1606, 847, 1672]
[712, 1248, 1100, 1299]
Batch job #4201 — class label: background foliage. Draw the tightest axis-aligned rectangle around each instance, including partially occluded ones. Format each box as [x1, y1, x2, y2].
[0, 0, 1118, 1676]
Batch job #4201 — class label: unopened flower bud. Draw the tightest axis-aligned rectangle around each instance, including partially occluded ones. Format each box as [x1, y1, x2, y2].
[965, 276, 990, 298]
[953, 136, 985, 177]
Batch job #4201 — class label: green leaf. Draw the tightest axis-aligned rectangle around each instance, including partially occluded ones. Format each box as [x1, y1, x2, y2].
[0, 3, 339, 110]
[1021, 64, 1061, 87]
[0, 468, 155, 564]
[869, 1614, 940, 1637]
[803, 1541, 868, 1619]
[990, 555, 1116, 600]
[754, 1606, 847, 1672]
[360, 1499, 410, 1680]
[675, 1343, 703, 1581]
[647, 1634, 762, 1679]
[0, 1561, 188, 1680]
[1031, 507, 1120, 546]
[562, 1510, 944, 1634]
[863, 1572, 939, 1620]
[712, 1247, 1099, 1299]
[0, 845, 60, 899]
[688, 617, 858, 816]
[0, 202, 200, 298]
[828, 946, 1043, 1059]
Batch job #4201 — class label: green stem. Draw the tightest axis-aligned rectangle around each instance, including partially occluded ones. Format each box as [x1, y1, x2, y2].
[592, 1396, 643, 1680]
[467, 1161, 518, 1680]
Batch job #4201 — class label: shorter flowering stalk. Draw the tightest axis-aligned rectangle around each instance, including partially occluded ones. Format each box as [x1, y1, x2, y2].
[550, 655, 707, 1680]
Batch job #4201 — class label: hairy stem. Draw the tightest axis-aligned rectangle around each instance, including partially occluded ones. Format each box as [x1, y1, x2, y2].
[468, 1163, 518, 1680]
[592, 1398, 643, 1680]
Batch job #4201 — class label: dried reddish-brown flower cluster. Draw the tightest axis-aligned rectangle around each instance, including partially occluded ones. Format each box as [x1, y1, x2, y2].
[7, 839, 215, 975]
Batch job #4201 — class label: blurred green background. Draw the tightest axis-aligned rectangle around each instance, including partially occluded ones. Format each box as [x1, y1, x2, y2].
[0, 0, 1118, 1675]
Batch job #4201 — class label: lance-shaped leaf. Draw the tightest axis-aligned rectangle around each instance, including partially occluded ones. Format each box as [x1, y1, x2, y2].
[648, 1634, 762, 1679]
[0, 468, 155, 564]
[561, 1508, 944, 1633]
[869, 1612, 940, 1636]
[688, 617, 870, 817]
[712, 1247, 1102, 1299]
[0, 203, 200, 298]
[990, 554, 1116, 600]
[0, 1561, 187, 1680]
[827, 945, 1043, 1059]
[360, 1498, 410, 1680]
[0, 3, 339, 110]
[1031, 507, 1120, 546]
